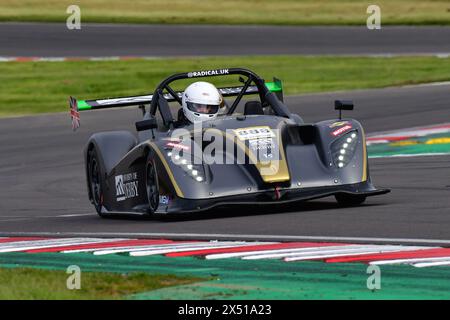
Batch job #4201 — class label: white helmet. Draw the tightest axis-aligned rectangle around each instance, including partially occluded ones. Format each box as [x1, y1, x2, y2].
[182, 81, 222, 124]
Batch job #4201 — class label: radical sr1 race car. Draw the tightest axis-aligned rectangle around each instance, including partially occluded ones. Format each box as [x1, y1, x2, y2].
[69, 68, 389, 217]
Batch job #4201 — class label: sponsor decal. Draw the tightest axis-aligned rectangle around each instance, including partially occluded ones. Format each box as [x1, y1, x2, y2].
[233, 126, 276, 141]
[332, 125, 352, 137]
[219, 86, 258, 95]
[188, 69, 229, 78]
[249, 138, 274, 159]
[166, 141, 190, 151]
[96, 95, 153, 105]
[115, 172, 139, 202]
[159, 195, 170, 205]
[249, 137, 273, 150]
[329, 121, 349, 128]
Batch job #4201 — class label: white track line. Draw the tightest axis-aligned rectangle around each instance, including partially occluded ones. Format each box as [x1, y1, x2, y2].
[284, 246, 431, 262]
[93, 242, 209, 255]
[402, 81, 450, 87]
[93, 241, 250, 256]
[93, 241, 232, 255]
[367, 122, 450, 139]
[370, 256, 450, 266]
[63, 240, 277, 253]
[56, 214, 93, 218]
[240, 246, 373, 260]
[2, 232, 450, 246]
[128, 242, 265, 257]
[413, 260, 450, 268]
[130, 242, 274, 257]
[205, 245, 356, 260]
[1, 55, 450, 62]
[62, 242, 176, 253]
[0, 238, 125, 253]
[0, 232, 450, 245]
[63, 246, 154, 253]
[242, 245, 420, 261]
[63, 241, 192, 253]
[0, 238, 95, 250]
[369, 153, 450, 159]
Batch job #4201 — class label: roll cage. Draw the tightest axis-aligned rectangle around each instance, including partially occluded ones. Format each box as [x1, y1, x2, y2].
[148, 68, 291, 129]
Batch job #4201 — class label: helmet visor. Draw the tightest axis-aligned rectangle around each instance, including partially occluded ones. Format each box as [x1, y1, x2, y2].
[186, 102, 219, 115]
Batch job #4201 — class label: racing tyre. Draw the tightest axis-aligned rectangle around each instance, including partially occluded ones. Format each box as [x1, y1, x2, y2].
[146, 157, 159, 214]
[335, 193, 366, 207]
[88, 148, 106, 217]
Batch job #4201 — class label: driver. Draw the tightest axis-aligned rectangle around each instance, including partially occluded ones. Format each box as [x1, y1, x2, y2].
[179, 81, 224, 125]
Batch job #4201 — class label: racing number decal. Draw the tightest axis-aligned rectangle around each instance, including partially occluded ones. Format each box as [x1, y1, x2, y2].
[233, 126, 278, 162]
[233, 126, 276, 141]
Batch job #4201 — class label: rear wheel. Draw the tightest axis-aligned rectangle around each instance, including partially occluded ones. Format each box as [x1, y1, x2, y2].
[88, 148, 106, 217]
[335, 193, 366, 207]
[146, 158, 159, 214]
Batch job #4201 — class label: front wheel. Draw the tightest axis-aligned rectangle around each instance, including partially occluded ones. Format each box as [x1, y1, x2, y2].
[146, 158, 159, 214]
[335, 193, 366, 207]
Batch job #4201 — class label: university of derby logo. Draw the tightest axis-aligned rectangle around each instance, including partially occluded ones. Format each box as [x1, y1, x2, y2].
[115, 172, 139, 202]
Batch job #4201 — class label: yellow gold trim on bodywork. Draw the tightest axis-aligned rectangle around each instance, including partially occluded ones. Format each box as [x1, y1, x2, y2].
[256, 138, 290, 183]
[361, 128, 368, 182]
[210, 128, 290, 184]
[148, 142, 184, 198]
[263, 123, 290, 183]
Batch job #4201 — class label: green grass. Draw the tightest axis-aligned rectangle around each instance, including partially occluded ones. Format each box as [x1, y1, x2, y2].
[3, 252, 450, 300]
[1, 55, 450, 117]
[0, 267, 202, 299]
[1, 0, 450, 25]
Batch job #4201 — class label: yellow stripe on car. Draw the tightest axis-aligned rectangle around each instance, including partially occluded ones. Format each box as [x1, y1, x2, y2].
[148, 142, 184, 198]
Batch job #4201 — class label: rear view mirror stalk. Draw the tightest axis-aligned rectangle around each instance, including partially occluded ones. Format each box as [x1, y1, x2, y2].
[335, 100, 354, 119]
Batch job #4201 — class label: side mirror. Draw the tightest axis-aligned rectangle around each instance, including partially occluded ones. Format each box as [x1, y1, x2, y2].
[334, 100, 354, 119]
[335, 100, 354, 110]
[135, 118, 157, 132]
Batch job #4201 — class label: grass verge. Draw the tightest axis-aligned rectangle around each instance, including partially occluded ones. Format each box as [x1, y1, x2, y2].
[0, 267, 202, 299]
[1, 55, 450, 117]
[2, 252, 450, 300]
[1, 0, 450, 25]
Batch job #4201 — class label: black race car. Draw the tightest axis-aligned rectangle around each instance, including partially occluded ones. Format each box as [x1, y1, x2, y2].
[69, 68, 389, 217]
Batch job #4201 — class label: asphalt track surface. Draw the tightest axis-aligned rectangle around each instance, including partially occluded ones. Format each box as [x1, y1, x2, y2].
[1, 23, 450, 57]
[0, 84, 449, 243]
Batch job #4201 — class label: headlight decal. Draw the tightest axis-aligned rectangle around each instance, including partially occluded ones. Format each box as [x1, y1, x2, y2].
[166, 149, 205, 183]
[331, 130, 359, 168]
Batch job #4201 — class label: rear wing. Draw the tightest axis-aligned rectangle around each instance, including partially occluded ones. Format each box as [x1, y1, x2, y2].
[69, 79, 283, 130]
